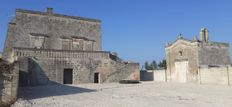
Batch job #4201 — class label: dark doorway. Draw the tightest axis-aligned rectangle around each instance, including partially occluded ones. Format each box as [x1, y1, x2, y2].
[19, 70, 29, 87]
[94, 73, 99, 83]
[63, 69, 73, 84]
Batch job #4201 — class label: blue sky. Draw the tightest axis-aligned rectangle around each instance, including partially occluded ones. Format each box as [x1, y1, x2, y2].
[1, 0, 232, 65]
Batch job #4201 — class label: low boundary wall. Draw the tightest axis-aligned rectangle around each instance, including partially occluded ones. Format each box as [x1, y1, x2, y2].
[140, 70, 166, 82]
[198, 66, 231, 85]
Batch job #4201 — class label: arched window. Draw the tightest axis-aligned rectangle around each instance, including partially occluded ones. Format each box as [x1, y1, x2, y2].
[179, 51, 183, 56]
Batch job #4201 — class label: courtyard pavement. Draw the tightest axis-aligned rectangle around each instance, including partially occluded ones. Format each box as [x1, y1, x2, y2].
[12, 82, 232, 107]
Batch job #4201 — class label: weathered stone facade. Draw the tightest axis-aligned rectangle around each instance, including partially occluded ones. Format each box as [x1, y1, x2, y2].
[165, 28, 231, 83]
[2, 8, 140, 86]
[3, 8, 101, 61]
[0, 60, 19, 105]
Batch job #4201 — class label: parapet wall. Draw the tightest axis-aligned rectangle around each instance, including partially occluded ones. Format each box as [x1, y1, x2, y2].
[198, 43, 231, 66]
[14, 48, 110, 59]
[203, 42, 229, 47]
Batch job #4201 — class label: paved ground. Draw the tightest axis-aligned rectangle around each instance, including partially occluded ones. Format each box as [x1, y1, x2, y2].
[12, 82, 232, 107]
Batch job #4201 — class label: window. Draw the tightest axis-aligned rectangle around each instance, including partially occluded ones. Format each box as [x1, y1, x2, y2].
[179, 51, 183, 56]
[30, 35, 45, 49]
[85, 41, 93, 51]
[62, 39, 72, 50]
[72, 39, 83, 50]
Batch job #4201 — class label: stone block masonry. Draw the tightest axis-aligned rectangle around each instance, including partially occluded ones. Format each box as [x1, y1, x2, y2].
[2, 7, 139, 86]
[1, 7, 140, 104]
[165, 28, 230, 83]
[198, 66, 231, 85]
[140, 70, 166, 82]
[0, 60, 19, 106]
[14, 48, 139, 85]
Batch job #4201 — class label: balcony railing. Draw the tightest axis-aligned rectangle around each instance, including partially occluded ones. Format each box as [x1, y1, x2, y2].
[13, 47, 110, 59]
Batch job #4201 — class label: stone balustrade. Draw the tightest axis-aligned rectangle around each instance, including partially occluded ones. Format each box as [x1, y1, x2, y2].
[13, 48, 110, 59]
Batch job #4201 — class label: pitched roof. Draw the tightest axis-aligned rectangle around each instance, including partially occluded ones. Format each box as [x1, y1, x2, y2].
[165, 36, 198, 48]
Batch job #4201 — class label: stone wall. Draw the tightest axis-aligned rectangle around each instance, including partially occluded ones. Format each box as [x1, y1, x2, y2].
[140, 70, 166, 82]
[0, 60, 19, 105]
[0, 8, 140, 105]
[102, 61, 140, 83]
[199, 66, 231, 85]
[140, 70, 154, 81]
[165, 39, 198, 82]
[3, 8, 102, 61]
[198, 43, 231, 66]
[14, 48, 139, 86]
[2, 23, 16, 63]
[153, 70, 166, 82]
[165, 37, 231, 83]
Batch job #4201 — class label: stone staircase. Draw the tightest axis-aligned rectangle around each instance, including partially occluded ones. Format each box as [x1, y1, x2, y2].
[102, 60, 134, 83]
[30, 58, 49, 85]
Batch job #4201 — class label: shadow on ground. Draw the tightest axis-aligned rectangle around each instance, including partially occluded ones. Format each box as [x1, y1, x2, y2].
[17, 57, 96, 100]
[18, 84, 96, 100]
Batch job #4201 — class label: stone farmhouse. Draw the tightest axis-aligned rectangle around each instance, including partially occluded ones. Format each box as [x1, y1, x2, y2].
[2, 8, 140, 86]
[165, 28, 231, 83]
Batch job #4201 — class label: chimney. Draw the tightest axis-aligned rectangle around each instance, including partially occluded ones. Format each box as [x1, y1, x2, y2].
[46, 7, 53, 14]
[205, 29, 209, 42]
[200, 28, 209, 42]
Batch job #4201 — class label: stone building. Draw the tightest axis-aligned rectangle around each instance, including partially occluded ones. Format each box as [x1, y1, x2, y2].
[2, 8, 140, 86]
[165, 28, 231, 83]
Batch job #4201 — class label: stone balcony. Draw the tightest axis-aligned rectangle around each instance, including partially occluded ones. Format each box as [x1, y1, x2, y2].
[13, 47, 111, 59]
